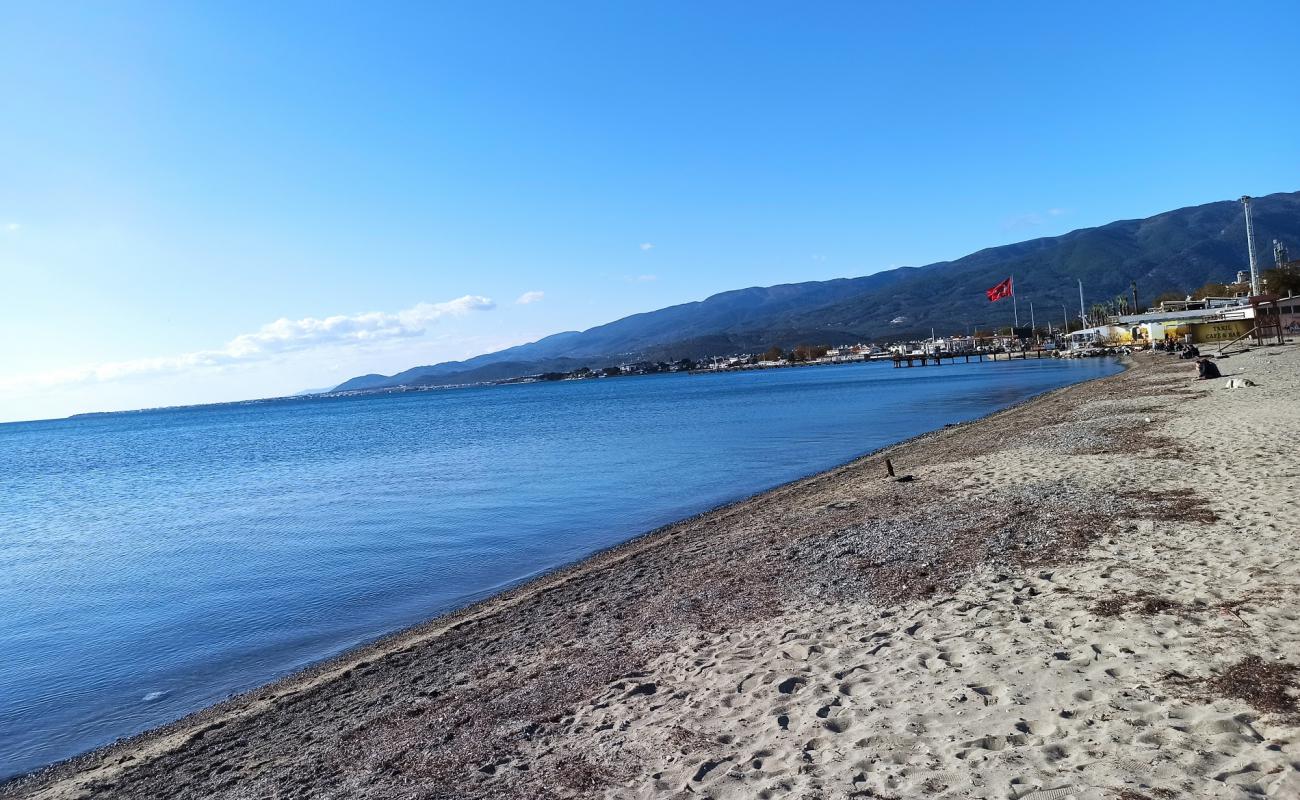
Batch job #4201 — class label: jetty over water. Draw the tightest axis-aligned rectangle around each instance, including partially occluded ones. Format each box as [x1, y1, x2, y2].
[892, 349, 1050, 367]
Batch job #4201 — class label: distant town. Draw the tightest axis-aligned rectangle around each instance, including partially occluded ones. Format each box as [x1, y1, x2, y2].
[325, 279, 1298, 396]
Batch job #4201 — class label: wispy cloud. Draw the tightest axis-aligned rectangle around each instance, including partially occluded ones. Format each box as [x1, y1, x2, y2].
[625, 274, 657, 283]
[515, 290, 545, 305]
[1002, 207, 1070, 231]
[639, 242, 654, 251]
[1, 295, 495, 392]
[3, 222, 19, 233]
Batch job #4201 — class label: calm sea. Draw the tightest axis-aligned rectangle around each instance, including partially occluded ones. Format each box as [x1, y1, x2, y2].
[0, 358, 1120, 778]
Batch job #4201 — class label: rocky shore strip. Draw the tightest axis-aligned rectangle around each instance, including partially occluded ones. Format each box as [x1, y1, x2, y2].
[5, 346, 1298, 800]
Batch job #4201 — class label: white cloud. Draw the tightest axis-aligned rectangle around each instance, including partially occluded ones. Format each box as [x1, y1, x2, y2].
[1002, 208, 1069, 231]
[0, 295, 495, 392]
[3, 222, 19, 233]
[625, 274, 658, 283]
[222, 295, 493, 357]
[515, 290, 545, 305]
[640, 242, 654, 251]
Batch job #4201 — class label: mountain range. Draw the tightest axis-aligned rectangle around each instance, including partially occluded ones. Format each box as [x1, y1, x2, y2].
[335, 190, 1300, 392]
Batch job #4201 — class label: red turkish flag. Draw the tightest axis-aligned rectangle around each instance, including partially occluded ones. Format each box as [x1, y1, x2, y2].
[986, 276, 1013, 302]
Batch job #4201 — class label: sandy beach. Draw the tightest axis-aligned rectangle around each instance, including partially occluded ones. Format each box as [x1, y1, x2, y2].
[5, 345, 1298, 800]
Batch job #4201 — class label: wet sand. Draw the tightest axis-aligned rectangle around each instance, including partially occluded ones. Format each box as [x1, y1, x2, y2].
[5, 346, 1298, 800]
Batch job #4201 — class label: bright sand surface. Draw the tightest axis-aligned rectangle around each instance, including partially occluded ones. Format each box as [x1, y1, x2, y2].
[4, 346, 1298, 800]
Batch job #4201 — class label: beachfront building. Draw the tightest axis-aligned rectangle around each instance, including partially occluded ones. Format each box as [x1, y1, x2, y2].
[1067, 325, 1135, 350]
[823, 344, 876, 362]
[1148, 295, 1249, 314]
[937, 336, 976, 353]
[1278, 294, 1300, 335]
[1108, 293, 1293, 347]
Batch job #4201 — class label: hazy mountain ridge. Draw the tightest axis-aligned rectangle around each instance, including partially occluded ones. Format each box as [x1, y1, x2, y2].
[335, 191, 1300, 392]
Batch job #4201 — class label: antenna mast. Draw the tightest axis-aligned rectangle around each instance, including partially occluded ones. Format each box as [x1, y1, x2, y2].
[1241, 196, 1260, 296]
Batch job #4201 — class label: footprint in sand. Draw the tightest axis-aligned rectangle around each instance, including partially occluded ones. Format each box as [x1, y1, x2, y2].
[776, 676, 806, 694]
[1014, 720, 1057, 736]
[1010, 785, 1084, 800]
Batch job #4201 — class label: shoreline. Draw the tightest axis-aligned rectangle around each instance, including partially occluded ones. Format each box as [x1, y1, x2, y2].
[3, 359, 1124, 790]
[8, 348, 1298, 799]
[1, 358, 1120, 788]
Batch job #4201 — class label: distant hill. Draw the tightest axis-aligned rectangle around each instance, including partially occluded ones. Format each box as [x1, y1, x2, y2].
[335, 190, 1300, 392]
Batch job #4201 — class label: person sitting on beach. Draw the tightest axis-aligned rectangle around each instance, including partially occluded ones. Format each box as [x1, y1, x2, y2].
[1180, 343, 1200, 359]
[1196, 357, 1221, 380]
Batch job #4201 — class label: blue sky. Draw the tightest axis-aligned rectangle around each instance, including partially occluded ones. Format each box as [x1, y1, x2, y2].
[1, 1, 1296, 422]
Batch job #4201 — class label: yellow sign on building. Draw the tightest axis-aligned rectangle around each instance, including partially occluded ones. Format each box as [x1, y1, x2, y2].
[1190, 319, 1251, 344]
[1160, 322, 1190, 340]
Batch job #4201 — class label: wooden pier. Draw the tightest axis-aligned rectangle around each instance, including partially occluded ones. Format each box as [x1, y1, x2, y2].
[892, 349, 1047, 368]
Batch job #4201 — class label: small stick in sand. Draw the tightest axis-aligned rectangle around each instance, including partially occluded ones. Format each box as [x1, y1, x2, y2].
[1221, 607, 1250, 628]
[886, 458, 896, 478]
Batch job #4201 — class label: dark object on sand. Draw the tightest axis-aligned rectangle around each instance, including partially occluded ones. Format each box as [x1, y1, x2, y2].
[1180, 344, 1200, 359]
[885, 459, 914, 482]
[1196, 358, 1221, 380]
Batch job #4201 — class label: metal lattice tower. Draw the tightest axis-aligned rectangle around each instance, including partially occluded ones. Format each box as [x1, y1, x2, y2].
[1241, 196, 1260, 295]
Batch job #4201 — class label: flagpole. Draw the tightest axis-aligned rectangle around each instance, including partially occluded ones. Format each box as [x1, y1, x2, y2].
[1012, 275, 1020, 328]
